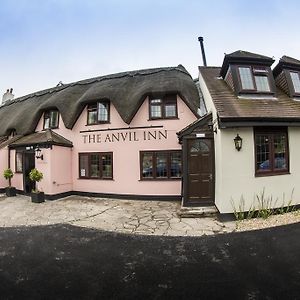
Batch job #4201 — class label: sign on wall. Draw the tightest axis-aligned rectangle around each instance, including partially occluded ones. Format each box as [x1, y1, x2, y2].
[82, 129, 168, 144]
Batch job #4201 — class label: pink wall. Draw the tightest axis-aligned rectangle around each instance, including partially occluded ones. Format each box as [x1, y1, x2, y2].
[27, 96, 198, 196]
[0, 149, 8, 188]
[50, 146, 73, 194]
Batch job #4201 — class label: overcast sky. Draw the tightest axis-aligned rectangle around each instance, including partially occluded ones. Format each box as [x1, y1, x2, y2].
[1, 0, 300, 98]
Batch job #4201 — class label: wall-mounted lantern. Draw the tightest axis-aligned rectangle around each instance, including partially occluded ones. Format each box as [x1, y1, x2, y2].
[234, 134, 242, 151]
[35, 147, 44, 160]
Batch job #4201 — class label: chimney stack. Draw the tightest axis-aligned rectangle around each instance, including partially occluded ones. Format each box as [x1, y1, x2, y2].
[198, 36, 207, 67]
[2, 88, 14, 104]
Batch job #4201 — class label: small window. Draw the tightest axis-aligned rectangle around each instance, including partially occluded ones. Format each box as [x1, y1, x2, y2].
[44, 110, 59, 129]
[140, 150, 181, 180]
[239, 67, 255, 90]
[290, 72, 300, 94]
[15, 152, 23, 173]
[79, 152, 113, 179]
[87, 101, 110, 125]
[255, 128, 289, 176]
[149, 95, 177, 120]
[238, 66, 271, 93]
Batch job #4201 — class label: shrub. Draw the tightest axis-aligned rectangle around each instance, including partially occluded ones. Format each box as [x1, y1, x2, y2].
[3, 168, 14, 187]
[29, 169, 43, 193]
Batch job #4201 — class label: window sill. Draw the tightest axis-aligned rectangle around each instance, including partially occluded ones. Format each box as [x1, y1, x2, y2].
[148, 117, 179, 121]
[78, 177, 114, 180]
[255, 171, 290, 177]
[43, 127, 59, 130]
[86, 122, 111, 126]
[139, 178, 181, 181]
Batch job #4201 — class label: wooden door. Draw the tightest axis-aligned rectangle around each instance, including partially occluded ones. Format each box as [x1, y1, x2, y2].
[185, 138, 214, 206]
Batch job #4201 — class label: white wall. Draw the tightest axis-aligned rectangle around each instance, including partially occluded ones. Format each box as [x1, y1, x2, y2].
[216, 127, 299, 213]
[199, 71, 299, 213]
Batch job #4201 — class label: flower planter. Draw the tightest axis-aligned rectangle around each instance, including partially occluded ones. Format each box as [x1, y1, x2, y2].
[5, 187, 16, 197]
[31, 192, 45, 203]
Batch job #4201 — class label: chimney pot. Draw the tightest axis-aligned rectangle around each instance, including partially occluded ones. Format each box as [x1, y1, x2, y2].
[198, 36, 207, 67]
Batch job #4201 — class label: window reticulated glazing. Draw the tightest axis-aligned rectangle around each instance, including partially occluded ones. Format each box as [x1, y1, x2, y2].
[255, 129, 288, 176]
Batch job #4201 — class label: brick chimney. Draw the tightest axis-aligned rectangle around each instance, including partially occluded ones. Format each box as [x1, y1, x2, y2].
[2, 88, 14, 104]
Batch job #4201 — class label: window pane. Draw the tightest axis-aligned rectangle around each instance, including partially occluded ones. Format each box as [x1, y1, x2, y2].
[290, 72, 300, 93]
[171, 152, 181, 178]
[156, 153, 167, 178]
[256, 134, 270, 171]
[165, 104, 176, 117]
[88, 110, 97, 124]
[98, 102, 109, 122]
[151, 99, 162, 104]
[239, 67, 254, 90]
[50, 111, 59, 128]
[44, 111, 50, 129]
[102, 154, 112, 178]
[90, 154, 100, 178]
[142, 152, 153, 178]
[79, 155, 89, 177]
[16, 152, 23, 172]
[254, 76, 270, 92]
[273, 133, 287, 170]
[150, 105, 162, 118]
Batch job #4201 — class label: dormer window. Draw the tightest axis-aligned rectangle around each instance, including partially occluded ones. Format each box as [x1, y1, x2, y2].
[44, 110, 59, 129]
[238, 66, 271, 93]
[149, 94, 177, 120]
[87, 101, 110, 125]
[290, 71, 300, 94]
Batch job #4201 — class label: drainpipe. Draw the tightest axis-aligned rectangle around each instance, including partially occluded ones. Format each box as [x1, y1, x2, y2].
[198, 36, 207, 67]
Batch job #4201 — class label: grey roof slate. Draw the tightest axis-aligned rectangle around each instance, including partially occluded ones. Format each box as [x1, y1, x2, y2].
[220, 50, 275, 78]
[0, 65, 200, 136]
[200, 67, 300, 126]
[273, 55, 300, 77]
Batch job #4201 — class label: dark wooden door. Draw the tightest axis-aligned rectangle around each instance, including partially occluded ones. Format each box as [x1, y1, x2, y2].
[185, 138, 214, 205]
[23, 152, 35, 193]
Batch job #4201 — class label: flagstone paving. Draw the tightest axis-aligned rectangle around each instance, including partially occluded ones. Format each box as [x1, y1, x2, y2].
[0, 194, 236, 236]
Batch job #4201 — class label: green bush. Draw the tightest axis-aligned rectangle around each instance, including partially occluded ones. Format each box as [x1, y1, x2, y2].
[29, 168, 43, 183]
[3, 168, 14, 187]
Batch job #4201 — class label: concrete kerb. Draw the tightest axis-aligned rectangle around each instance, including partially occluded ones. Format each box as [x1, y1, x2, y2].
[0, 194, 237, 236]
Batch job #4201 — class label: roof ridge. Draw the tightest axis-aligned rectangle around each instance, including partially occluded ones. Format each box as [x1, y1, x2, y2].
[1, 65, 190, 108]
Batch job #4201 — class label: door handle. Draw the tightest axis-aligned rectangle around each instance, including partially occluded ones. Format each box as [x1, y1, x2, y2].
[209, 174, 213, 180]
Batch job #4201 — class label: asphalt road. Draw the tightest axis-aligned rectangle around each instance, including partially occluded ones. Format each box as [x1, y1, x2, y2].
[0, 223, 299, 300]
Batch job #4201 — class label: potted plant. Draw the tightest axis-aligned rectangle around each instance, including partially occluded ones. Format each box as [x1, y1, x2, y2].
[3, 168, 16, 197]
[29, 168, 45, 203]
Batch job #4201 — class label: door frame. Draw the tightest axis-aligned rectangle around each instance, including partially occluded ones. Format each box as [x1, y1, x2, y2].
[177, 113, 216, 207]
[23, 150, 36, 194]
[182, 136, 215, 207]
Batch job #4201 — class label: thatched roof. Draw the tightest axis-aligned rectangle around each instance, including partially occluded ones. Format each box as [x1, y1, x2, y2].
[0, 65, 200, 136]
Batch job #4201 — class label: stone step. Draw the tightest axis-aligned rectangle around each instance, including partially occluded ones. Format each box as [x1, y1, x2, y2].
[178, 206, 218, 218]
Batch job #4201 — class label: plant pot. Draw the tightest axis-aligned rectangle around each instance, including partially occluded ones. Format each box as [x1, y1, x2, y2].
[31, 192, 45, 203]
[5, 187, 16, 197]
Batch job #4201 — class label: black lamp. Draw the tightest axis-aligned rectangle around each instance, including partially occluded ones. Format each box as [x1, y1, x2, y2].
[35, 147, 44, 160]
[234, 134, 242, 151]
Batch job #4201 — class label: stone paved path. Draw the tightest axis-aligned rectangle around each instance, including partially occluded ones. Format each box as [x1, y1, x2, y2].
[0, 194, 236, 236]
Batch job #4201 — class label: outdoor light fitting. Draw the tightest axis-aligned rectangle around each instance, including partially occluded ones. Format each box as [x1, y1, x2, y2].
[234, 134, 242, 151]
[35, 147, 44, 160]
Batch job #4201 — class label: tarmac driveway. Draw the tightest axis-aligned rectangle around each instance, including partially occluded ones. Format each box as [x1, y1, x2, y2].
[0, 223, 299, 299]
[0, 194, 235, 236]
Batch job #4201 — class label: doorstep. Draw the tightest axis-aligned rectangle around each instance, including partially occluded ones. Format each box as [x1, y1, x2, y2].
[178, 205, 218, 218]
